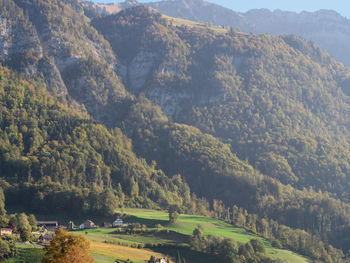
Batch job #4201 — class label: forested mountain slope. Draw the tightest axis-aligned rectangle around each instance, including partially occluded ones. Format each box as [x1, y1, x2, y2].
[2, 0, 350, 260]
[150, 0, 350, 67]
[93, 6, 350, 202]
[91, 6, 350, 253]
[0, 64, 199, 215]
[89, 0, 350, 67]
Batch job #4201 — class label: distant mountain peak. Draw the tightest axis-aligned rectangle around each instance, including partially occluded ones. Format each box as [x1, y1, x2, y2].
[125, 0, 139, 3]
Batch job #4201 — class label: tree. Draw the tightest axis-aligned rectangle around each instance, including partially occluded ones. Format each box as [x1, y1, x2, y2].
[0, 215, 9, 228]
[168, 205, 180, 224]
[176, 250, 182, 263]
[100, 189, 118, 216]
[0, 188, 6, 216]
[88, 186, 101, 214]
[250, 239, 266, 254]
[190, 225, 205, 251]
[17, 213, 32, 241]
[219, 239, 239, 263]
[42, 228, 94, 263]
[28, 214, 37, 230]
[0, 239, 10, 259]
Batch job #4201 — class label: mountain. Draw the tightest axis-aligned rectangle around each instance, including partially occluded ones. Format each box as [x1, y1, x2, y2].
[89, 0, 350, 67]
[2, 0, 350, 260]
[92, 5, 350, 254]
[0, 0, 202, 216]
[93, 5, 350, 200]
[150, 0, 350, 67]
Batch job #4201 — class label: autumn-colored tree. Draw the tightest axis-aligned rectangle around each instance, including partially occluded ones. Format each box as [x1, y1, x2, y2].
[42, 228, 94, 263]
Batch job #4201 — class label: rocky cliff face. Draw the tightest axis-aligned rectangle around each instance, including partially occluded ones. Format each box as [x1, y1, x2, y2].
[0, 0, 42, 74]
[1, 0, 132, 124]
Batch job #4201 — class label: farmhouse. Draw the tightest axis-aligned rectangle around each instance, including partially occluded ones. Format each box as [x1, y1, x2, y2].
[155, 258, 168, 263]
[102, 222, 112, 228]
[37, 221, 58, 231]
[80, 220, 96, 229]
[0, 228, 12, 236]
[113, 218, 123, 227]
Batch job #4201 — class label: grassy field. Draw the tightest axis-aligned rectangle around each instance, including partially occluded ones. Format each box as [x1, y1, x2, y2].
[74, 208, 309, 262]
[5, 245, 45, 263]
[6, 207, 310, 263]
[76, 227, 187, 246]
[90, 241, 171, 263]
[116, 208, 310, 263]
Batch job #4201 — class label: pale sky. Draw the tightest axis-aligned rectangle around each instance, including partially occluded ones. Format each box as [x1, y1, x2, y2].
[92, 0, 350, 19]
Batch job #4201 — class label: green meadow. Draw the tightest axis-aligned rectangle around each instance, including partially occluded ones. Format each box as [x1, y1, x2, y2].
[122, 209, 310, 263]
[74, 208, 309, 263]
[5, 245, 44, 263]
[5, 208, 310, 262]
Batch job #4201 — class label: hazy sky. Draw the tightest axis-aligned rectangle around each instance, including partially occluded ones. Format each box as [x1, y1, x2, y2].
[92, 0, 350, 18]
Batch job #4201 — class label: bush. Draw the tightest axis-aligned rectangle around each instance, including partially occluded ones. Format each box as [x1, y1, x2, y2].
[271, 239, 283, 249]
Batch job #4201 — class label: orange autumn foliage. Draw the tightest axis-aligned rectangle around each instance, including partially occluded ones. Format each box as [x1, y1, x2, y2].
[42, 228, 94, 263]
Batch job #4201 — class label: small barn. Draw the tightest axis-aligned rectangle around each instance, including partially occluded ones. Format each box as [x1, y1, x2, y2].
[80, 220, 96, 229]
[37, 221, 59, 231]
[102, 222, 112, 228]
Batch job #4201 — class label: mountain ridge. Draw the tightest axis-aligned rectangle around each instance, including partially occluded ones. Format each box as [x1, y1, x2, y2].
[87, 0, 350, 66]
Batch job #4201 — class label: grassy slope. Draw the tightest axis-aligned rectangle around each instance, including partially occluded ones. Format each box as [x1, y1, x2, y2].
[91, 242, 171, 263]
[4, 208, 309, 262]
[76, 208, 309, 263]
[124, 209, 310, 262]
[5, 245, 45, 263]
[163, 14, 229, 34]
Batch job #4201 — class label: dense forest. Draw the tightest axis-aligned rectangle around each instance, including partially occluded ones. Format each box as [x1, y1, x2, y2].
[92, 6, 350, 253]
[0, 64, 207, 215]
[2, 0, 350, 261]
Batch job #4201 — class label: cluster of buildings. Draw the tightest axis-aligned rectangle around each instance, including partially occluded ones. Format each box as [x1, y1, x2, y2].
[36, 218, 124, 231]
[35, 218, 124, 242]
[78, 218, 124, 230]
[0, 218, 124, 239]
[37, 221, 59, 242]
[1, 220, 169, 262]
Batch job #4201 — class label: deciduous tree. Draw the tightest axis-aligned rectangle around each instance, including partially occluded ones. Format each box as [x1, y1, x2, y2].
[42, 228, 94, 263]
